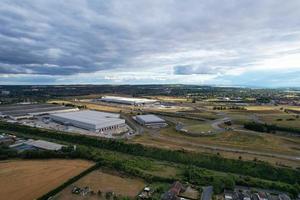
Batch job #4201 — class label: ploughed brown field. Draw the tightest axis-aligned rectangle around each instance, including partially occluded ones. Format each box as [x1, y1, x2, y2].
[0, 159, 94, 200]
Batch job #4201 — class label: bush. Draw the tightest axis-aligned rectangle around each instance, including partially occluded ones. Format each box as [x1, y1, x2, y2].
[1, 121, 299, 185]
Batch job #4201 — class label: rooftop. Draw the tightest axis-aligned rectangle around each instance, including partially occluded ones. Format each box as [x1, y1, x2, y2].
[25, 139, 64, 151]
[0, 103, 76, 117]
[50, 110, 125, 129]
[136, 114, 165, 123]
[101, 96, 157, 104]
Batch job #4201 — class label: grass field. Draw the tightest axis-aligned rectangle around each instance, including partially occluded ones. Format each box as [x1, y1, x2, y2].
[54, 169, 145, 200]
[257, 114, 300, 129]
[146, 95, 188, 102]
[163, 116, 213, 133]
[245, 106, 280, 111]
[225, 112, 252, 124]
[283, 106, 300, 111]
[184, 123, 213, 132]
[139, 162, 180, 178]
[132, 126, 300, 167]
[0, 159, 94, 200]
[176, 110, 221, 120]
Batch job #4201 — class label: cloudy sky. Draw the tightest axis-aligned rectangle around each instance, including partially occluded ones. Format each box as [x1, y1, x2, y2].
[1, 0, 300, 87]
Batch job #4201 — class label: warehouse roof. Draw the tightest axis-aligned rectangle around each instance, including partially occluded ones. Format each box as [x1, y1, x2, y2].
[101, 96, 157, 104]
[51, 110, 119, 121]
[50, 110, 125, 130]
[25, 139, 64, 151]
[0, 103, 76, 117]
[136, 114, 165, 123]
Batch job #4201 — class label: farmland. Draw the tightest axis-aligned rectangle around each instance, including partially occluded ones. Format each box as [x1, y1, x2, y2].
[257, 114, 300, 129]
[0, 159, 94, 200]
[48, 100, 126, 113]
[54, 169, 145, 200]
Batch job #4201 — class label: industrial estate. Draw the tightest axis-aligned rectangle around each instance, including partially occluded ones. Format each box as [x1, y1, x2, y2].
[1, 0, 300, 200]
[1, 85, 300, 200]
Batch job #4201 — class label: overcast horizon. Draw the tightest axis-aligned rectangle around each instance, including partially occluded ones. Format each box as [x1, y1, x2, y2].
[1, 1, 300, 87]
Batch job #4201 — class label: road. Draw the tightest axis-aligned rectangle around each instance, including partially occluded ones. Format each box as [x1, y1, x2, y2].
[201, 186, 213, 200]
[210, 117, 230, 132]
[120, 114, 144, 137]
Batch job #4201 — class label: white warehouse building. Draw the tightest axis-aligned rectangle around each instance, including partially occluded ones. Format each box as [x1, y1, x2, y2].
[135, 114, 167, 127]
[50, 110, 126, 132]
[100, 96, 158, 105]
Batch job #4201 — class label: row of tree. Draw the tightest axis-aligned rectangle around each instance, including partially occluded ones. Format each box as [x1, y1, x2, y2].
[183, 166, 300, 196]
[1, 130, 300, 197]
[244, 122, 300, 135]
[213, 106, 246, 110]
[1, 122, 299, 185]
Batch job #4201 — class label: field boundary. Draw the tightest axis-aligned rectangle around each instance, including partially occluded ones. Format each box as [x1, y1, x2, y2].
[37, 163, 100, 200]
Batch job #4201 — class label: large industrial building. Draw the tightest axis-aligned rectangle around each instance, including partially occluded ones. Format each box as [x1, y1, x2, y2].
[50, 110, 126, 132]
[10, 139, 64, 151]
[100, 96, 158, 105]
[134, 114, 167, 127]
[0, 103, 78, 120]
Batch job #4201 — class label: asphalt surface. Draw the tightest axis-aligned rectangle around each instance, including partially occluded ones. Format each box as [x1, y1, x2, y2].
[210, 117, 231, 132]
[201, 186, 213, 200]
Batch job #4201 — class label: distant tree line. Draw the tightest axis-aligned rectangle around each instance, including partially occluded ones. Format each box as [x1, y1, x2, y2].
[183, 166, 300, 197]
[244, 122, 300, 135]
[213, 106, 246, 110]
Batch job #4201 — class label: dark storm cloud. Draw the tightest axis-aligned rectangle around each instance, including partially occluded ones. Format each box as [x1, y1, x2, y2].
[0, 0, 300, 86]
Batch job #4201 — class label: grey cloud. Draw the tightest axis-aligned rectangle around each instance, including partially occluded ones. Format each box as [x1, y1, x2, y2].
[0, 0, 300, 78]
[174, 65, 216, 75]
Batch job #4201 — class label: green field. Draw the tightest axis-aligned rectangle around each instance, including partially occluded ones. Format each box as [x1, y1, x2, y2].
[133, 124, 300, 168]
[54, 169, 145, 200]
[257, 114, 300, 129]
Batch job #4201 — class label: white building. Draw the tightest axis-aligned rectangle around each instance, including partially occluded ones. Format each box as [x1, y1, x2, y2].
[10, 139, 64, 151]
[0, 103, 79, 120]
[100, 96, 158, 105]
[135, 114, 167, 127]
[25, 139, 64, 151]
[50, 110, 126, 132]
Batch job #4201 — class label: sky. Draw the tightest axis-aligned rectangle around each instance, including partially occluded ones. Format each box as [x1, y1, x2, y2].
[1, 0, 300, 87]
